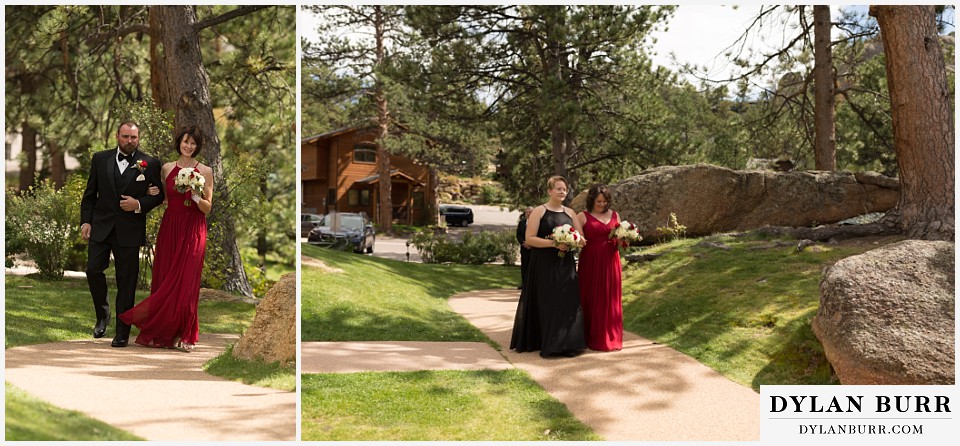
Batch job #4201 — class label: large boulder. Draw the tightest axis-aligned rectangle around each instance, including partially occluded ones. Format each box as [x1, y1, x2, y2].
[232, 273, 296, 366]
[812, 240, 955, 384]
[570, 164, 899, 241]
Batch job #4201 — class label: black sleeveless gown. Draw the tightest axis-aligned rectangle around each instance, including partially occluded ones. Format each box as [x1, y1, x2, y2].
[509, 207, 586, 357]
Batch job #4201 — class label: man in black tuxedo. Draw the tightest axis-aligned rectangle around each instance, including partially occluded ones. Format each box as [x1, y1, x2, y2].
[80, 121, 165, 347]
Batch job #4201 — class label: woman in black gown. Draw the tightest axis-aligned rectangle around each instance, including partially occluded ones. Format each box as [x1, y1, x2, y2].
[510, 175, 587, 358]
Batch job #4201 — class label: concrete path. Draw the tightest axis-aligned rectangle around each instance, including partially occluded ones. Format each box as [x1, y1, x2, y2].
[5, 333, 296, 441]
[449, 289, 761, 441]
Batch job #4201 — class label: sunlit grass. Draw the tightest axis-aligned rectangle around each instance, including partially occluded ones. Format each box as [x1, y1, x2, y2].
[622, 234, 894, 389]
[203, 345, 295, 392]
[4, 382, 142, 441]
[302, 370, 599, 441]
[301, 243, 518, 342]
[4, 274, 255, 348]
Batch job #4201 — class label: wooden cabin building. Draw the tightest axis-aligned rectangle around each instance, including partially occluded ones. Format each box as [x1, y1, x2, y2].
[301, 125, 434, 225]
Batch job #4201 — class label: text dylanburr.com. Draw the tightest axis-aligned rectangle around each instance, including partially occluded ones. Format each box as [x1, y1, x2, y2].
[761, 385, 958, 445]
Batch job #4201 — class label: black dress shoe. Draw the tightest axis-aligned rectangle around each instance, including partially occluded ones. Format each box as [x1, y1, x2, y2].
[94, 316, 110, 338]
[111, 335, 129, 348]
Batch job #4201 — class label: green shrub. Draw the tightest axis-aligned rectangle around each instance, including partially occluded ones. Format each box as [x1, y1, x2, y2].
[242, 255, 275, 298]
[656, 212, 687, 242]
[5, 178, 77, 280]
[61, 175, 91, 272]
[479, 184, 508, 205]
[411, 230, 518, 265]
[5, 205, 28, 263]
[410, 231, 458, 263]
[459, 232, 499, 264]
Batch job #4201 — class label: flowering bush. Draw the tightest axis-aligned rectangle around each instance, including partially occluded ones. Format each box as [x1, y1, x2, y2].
[549, 224, 585, 258]
[5, 179, 77, 279]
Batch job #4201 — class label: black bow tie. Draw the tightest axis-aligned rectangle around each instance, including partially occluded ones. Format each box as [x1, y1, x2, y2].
[118, 152, 134, 163]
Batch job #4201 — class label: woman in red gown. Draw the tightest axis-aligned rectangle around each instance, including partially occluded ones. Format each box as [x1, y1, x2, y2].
[120, 126, 213, 352]
[576, 184, 623, 351]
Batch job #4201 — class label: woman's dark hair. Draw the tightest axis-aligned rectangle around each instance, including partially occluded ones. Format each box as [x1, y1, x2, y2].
[174, 126, 203, 158]
[585, 184, 612, 213]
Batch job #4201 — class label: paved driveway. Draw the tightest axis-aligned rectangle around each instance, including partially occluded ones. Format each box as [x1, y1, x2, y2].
[446, 204, 521, 235]
[381, 204, 521, 263]
[301, 205, 521, 264]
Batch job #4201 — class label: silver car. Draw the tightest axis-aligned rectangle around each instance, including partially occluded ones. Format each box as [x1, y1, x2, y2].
[301, 213, 323, 238]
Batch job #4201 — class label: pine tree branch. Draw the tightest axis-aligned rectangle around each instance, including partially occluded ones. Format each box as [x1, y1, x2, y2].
[194, 6, 272, 32]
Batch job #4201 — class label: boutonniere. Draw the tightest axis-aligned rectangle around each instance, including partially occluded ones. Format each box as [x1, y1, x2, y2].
[135, 159, 147, 181]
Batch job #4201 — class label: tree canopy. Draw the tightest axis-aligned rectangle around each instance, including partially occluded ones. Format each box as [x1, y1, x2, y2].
[5, 5, 296, 295]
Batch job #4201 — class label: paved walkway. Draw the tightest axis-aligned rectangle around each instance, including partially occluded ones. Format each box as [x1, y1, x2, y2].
[305, 288, 760, 441]
[5, 333, 296, 441]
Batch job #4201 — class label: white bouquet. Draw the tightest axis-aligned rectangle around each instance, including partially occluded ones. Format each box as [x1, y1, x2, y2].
[175, 167, 205, 206]
[549, 224, 585, 258]
[610, 220, 642, 252]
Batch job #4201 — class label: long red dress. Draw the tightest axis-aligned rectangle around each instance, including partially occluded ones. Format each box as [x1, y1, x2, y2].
[578, 211, 623, 351]
[119, 164, 207, 348]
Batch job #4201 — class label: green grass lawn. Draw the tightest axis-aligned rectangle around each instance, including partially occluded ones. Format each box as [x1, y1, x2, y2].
[4, 274, 255, 348]
[301, 243, 519, 342]
[302, 370, 599, 441]
[203, 345, 295, 392]
[4, 382, 142, 441]
[622, 234, 900, 390]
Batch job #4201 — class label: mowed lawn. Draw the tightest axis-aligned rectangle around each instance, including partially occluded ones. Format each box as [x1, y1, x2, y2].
[621, 234, 900, 389]
[302, 370, 600, 441]
[301, 243, 518, 342]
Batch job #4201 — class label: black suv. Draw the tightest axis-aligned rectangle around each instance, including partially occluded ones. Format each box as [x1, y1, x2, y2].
[439, 204, 474, 227]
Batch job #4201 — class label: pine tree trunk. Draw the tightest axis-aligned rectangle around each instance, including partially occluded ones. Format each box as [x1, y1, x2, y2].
[48, 140, 66, 189]
[158, 5, 254, 296]
[257, 171, 268, 264]
[18, 121, 37, 191]
[148, 7, 172, 111]
[543, 8, 571, 185]
[541, 6, 580, 201]
[374, 6, 393, 233]
[428, 166, 440, 226]
[870, 5, 955, 241]
[813, 5, 837, 171]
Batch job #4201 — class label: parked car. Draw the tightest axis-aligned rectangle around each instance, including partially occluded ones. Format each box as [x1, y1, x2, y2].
[439, 204, 474, 227]
[307, 212, 376, 253]
[301, 213, 323, 238]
